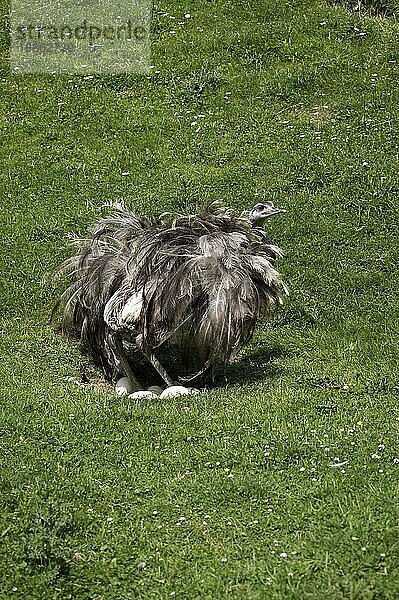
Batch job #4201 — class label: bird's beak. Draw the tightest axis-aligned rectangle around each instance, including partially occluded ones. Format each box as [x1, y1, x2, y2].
[268, 207, 286, 217]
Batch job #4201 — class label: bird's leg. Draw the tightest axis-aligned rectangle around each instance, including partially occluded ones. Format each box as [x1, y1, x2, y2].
[135, 334, 174, 387]
[111, 332, 143, 392]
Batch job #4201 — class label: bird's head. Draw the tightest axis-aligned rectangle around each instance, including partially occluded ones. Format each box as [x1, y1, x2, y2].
[248, 202, 286, 225]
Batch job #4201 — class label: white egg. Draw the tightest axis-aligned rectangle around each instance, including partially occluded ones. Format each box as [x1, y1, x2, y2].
[147, 385, 163, 396]
[187, 388, 201, 395]
[115, 377, 135, 396]
[160, 385, 191, 398]
[129, 390, 157, 399]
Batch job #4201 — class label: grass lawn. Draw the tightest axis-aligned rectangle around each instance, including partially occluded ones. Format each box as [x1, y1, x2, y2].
[1, 0, 399, 598]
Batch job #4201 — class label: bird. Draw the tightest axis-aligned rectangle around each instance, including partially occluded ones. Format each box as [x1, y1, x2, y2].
[52, 201, 288, 390]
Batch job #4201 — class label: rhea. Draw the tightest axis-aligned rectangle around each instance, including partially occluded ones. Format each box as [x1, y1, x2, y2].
[53, 201, 287, 390]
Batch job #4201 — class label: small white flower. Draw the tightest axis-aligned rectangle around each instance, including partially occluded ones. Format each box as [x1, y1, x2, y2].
[280, 552, 288, 559]
[329, 460, 349, 468]
[184, 13, 191, 18]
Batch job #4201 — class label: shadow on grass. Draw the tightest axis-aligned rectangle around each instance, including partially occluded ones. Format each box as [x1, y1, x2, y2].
[75, 344, 291, 393]
[226, 346, 291, 386]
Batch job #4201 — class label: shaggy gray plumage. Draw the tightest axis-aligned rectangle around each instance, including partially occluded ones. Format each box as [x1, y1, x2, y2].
[53, 202, 288, 389]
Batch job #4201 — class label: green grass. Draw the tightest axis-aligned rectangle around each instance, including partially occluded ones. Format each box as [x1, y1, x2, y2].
[330, 0, 398, 18]
[1, 0, 399, 598]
